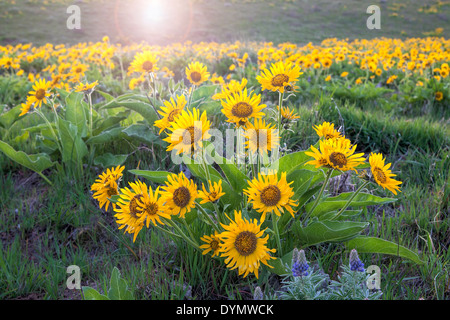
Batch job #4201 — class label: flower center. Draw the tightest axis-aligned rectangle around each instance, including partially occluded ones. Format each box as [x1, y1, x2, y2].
[106, 186, 118, 197]
[167, 109, 181, 122]
[75, 67, 83, 73]
[234, 231, 257, 256]
[142, 61, 153, 72]
[144, 202, 159, 216]
[271, 74, 289, 87]
[129, 194, 144, 218]
[190, 71, 202, 83]
[231, 102, 253, 118]
[210, 239, 220, 251]
[35, 89, 46, 100]
[172, 186, 191, 208]
[260, 185, 281, 207]
[373, 167, 387, 184]
[329, 152, 347, 168]
[182, 126, 202, 145]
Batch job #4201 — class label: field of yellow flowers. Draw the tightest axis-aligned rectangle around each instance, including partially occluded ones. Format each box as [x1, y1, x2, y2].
[0, 4, 449, 301]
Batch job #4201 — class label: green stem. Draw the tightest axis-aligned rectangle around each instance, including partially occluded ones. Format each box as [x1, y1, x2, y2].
[35, 109, 62, 154]
[37, 171, 53, 186]
[271, 212, 282, 257]
[153, 224, 182, 239]
[306, 168, 333, 219]
[196, 202, 220, 233]
[332, 180, 370, 221]
[164, 218, 201, 252]
[277, 91, 284, 138]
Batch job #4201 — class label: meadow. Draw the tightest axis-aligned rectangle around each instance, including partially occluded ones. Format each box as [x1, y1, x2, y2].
[0, 0, 449, 301]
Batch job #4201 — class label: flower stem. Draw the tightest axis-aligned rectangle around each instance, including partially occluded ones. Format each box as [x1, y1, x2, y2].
[305, 168, 333, 219]
[196, 202, 220, 233]
[271, 212, 282, 257]
[332, 180, 370, 220]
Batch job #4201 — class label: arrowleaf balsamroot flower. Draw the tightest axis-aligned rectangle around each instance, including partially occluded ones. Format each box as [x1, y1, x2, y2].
[257, 60, 302, 93]
[160, 171, 198, 218]
[244, 172, 298, 222]
[369, 152, 402, 195]
[198, 180, 225, 204]
[219, 210, 276, 279]
[91, 165, 125, 211]
[186, 61, 210, 86]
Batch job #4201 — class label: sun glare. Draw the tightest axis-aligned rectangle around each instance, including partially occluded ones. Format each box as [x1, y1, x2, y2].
[144, 0, 166, 23]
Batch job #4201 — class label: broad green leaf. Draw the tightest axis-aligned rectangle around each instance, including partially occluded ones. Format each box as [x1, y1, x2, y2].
[100, 99, 157, 125]
[65, 91, 88, 138]
[0, 140, 56, 173]
[270, 250, 294, 276]
[294, 220, 369, 246]
[58, 118, 88, 164]
[345, 236, 423, 264]
[122, 124, 166, 147]
[286, 169, 316, 201]
[93, 115, 127, 136]
[108, 267, 134, 300]
[305, 192, 396, 218]
[0, 105, 21, 128]
[94, 153, 128, 168]
[129, 169, 171, 184]
[86, 127, 124, 145]
[82, 287, 110, 300]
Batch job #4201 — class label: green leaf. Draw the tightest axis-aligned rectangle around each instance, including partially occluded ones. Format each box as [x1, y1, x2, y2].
[129, 169, 171, 184]
[345, 236, 424, 264]
[0, 140, 56, 173]
[294, 220, 369, 246]
[100, 99, 157, 125]
[122, 124, 166, 147]
[305, 192, 397, 218]
[270, 250, 294, 276]
[58, 118, 88, 164]
[82, 287, 110, 300]
[65, 91, 88, 138]
[86, 127, 124, 145]
[107, 267, 134, 300]
[0, 105, 21, 128]
[94, 153, 128, 168]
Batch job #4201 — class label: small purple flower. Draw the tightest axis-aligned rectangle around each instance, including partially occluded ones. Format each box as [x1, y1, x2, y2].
[349, 249, 365, 272]
[292, 249, 309, 277]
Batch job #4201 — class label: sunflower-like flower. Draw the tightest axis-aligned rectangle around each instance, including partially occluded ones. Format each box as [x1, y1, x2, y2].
[160, 172, 198, 218]
[369, 153, 402, 195]
[244, 172, 298, 222]
[186, 61, 210, 86]
[75, 80, 99, 94]
[113, 180, 148, 242]
[154, 94, 187, 134]
[243, 118, 280, 155]
[27, 78, 52, 108]
[198, 180, 225, 204]
[135, 184, 172, 228]
[435, 91, 444, 101]
[256, 60, 302, 93]
[220, 89, 266, 127]
[305, 137, 365, 172]
[200, 231, 222, 257]
[19, 97, 34, 117]
[163, 108, 211, 156]
[278, 105, 300, 124]
[90, 165, 125, 211]
[212, 78, 248, 100]
[313, 121, 342, 140]
[218, 210, 276, 278]
[129, 51, 159, 74]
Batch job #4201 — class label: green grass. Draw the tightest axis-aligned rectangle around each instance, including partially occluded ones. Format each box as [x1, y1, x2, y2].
[1, 0, 449, 46]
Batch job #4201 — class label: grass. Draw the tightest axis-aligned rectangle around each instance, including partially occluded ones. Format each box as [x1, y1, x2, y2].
[0, 0, 449, 46]
[0, 0, 449, 301]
